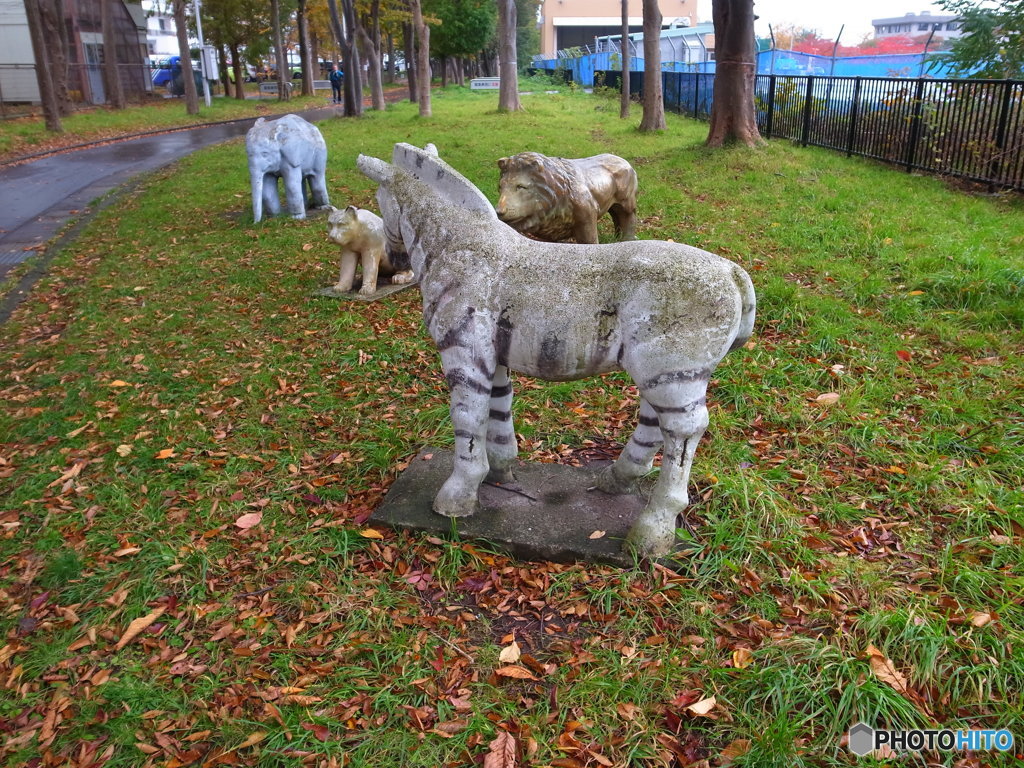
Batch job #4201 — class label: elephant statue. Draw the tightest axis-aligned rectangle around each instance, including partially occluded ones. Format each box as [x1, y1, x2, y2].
[245, 114, 330, 223]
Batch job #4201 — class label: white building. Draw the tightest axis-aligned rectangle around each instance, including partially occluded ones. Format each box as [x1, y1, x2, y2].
[141, 0, 180, 61]
[0, 0, 39, 101]
[872, 11, 962, 41]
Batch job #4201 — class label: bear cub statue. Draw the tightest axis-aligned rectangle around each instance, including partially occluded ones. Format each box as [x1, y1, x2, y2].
[326, 205, 414, 296]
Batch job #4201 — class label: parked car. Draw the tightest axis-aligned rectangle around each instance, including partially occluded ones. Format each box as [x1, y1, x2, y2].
[152, 56, 204, 95]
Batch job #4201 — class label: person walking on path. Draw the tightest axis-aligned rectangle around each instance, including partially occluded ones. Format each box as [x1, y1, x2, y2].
[329, 64, 344, 104]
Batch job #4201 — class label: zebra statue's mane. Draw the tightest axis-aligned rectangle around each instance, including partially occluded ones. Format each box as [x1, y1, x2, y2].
[389, 143, 497, 220]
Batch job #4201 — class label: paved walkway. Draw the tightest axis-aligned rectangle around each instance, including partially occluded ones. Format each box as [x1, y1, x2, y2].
[0, 106, 340, 282]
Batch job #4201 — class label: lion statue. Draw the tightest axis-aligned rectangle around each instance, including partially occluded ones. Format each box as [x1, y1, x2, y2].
[495, 151, 638, 244]
[326, 205, 414, 296]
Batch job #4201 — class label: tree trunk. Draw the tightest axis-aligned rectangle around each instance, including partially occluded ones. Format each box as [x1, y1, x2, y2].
[101, 0, 125, 108]
[385, 33, 395, 84]
[217, 45, 228, 96]
[297, 0, 314, 96]
[327, 0, 360, 115]
[271, 0, 290, 101]
[404, 22, 417, 102]
[639, 0, 665, 131]
[706, 0, 762, 147]
[40, 0, 71, 114]
[23, 0, 62, 131]
[497, 0, 520, 111]
[173, 0, 199, 114]
[357, 1, 384, 109]
[340, 0, 363, 114]
[230, 42, 245, 99]
[620, 0, 629, 118]
[410, 0, 430, 116]
[456, 55, 465, 86]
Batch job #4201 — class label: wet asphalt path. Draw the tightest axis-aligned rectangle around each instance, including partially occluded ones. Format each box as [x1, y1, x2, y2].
[0, 106, 339, 281]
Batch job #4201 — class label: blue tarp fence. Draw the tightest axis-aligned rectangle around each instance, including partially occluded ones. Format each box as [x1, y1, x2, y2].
[532, 49, 957, 87]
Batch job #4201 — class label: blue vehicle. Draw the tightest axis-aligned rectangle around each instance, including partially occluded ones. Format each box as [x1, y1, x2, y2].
[152, 56, 203, 95]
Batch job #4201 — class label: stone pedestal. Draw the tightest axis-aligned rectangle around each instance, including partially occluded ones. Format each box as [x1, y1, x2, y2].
[313, 281, 416, 302]
[372, 448, 665, 567]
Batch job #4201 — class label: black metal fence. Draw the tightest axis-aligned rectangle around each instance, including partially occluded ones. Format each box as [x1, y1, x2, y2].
[598, 69, 1024, 191]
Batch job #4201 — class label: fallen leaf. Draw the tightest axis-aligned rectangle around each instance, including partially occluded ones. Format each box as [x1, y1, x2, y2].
[732, 647, 753, 669]
[431, 719, 468, 738]
[970, 612, 992, 627]
[685, 696, 717, 716]
[113, 546, 141, 557]
[495, 665, 536, 680]
[110, 380, 130, 388]
[359, 528, 384, 539]
[815, 392, 840, 405]
[907, 290, 924, 296]
[588, 530, 606, 539]
[721, 738, 751, 762]
[616, 702, 641, 721]
[236, 731, 266, 750]
[114, 607, 166, 650]
[896, 350, 913, 362]
[865, 644, 911, 696]
[154, 449, 176, 460]
[302, 243, 314, 251]
[116, 444, 133, 457]
[235, 512, 263, 530]
[498, 640, 521, 664]
[483, 731, 517, 768]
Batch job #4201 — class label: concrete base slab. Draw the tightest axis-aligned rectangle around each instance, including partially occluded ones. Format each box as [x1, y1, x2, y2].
[372, 448, 682, 568]
[313, 281, 417, 302]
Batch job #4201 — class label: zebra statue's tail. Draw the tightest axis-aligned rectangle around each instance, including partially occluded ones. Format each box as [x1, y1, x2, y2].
[729, 264, 757, 352]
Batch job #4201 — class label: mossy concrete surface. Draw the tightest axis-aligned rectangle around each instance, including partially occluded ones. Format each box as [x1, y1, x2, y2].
[372, 447, 666, 567]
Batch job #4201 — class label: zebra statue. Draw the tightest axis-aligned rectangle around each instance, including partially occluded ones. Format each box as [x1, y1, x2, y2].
[357, 143, 756, 558]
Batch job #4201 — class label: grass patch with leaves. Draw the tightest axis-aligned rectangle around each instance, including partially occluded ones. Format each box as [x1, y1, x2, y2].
[0, 90, 328, 163]
[1, 86, 1022, 767]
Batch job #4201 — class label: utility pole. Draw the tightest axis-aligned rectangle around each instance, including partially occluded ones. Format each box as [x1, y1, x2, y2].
[192, 0, 211, 107]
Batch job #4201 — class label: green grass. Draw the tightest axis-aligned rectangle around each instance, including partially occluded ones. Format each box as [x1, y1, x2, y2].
[0, 85, 1022, 766]
[0, 88, 329, 161]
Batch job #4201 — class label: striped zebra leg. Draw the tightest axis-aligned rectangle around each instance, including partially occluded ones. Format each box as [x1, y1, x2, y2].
[626, 382, 710, 557]
[485, 365, 517, 483]
[596, 399, 663, 494]
[433, 347, 495, 518]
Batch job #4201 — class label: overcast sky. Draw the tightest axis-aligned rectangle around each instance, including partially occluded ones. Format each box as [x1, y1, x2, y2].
[695, 0, 948, 42]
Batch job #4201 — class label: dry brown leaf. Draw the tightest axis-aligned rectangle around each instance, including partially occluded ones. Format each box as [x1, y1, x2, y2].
[588, 530, 606, 539]
[483, 730, 516, 768]
[114, 607, 166, 651]
[234, 512, 263, 530]
[616, 702, 642, 721]
[110, 380, 130, 388]
[865, 644, 911, 696]
[359, 528, 384, 539]
[154, 448, 176, 460]
[431, 719, 468, 738]
[495, 665, 536, 680]
[498, 641, 521, 664]
[815, 392, 840, 405]
[721, 738, 751, 762]
[732, 647, 753, 669]
[970, 612, 992, 627]
[686, 696, 717, 716]
[236, 731, 267, 750]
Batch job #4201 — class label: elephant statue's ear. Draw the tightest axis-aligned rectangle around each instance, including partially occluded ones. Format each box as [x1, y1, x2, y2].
[497, 157, 509, 171]
[357, 154, 394, 185]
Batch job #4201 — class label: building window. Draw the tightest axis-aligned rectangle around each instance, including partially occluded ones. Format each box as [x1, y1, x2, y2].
[918, 23, 929, 30]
